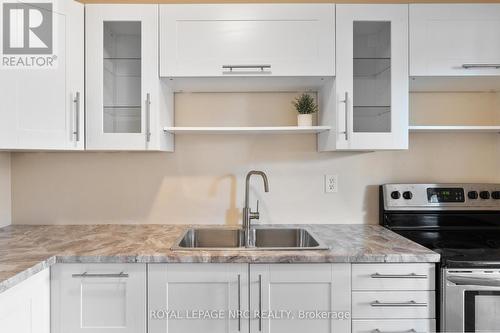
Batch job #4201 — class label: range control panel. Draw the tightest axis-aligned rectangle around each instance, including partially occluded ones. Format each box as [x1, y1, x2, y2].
[383, 184, 500, 211]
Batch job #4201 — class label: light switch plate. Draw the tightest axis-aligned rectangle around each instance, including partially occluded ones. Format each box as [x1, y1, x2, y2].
[325, 175, 338, 193]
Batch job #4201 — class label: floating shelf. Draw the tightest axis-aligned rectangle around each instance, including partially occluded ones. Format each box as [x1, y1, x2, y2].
[163, 126, 331, 134]
[409, 125, 500, 133]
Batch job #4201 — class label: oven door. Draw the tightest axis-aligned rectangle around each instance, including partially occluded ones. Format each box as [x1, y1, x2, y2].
[444, 269, 500, 332]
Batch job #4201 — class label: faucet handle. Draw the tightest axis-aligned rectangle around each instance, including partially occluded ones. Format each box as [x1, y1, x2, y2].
[250, 200, 260, 220]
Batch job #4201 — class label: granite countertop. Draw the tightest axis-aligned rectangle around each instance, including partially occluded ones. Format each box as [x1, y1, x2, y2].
[0, 224, 439, 293]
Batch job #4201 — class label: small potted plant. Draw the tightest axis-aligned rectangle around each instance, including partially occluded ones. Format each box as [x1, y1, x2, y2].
[292, 93, 318, 127]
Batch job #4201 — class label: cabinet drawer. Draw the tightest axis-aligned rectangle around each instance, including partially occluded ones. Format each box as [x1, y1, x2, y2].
[352, 264, 435, 290]
[352, 291, 435, 319]
[353, 319, 436, 333]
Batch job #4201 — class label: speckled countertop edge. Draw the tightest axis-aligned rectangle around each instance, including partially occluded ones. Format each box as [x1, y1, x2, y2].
[0, 224, 440, 294]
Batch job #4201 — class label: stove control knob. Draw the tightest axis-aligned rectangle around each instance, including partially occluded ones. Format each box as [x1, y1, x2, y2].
[402, 191, 413, 200]
[480, 191, 491, 200]
[391, 191, 401, 200]
[468, 191, 479, 200]
[492, 191, 500, 200]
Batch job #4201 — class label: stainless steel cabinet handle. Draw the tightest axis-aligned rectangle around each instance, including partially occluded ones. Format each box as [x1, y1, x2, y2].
[258, 274, 262, 332]
[73, 92, 80, 142]
[371, 273, 428, 279]
[370, 300, 427, 307]
[447, 275, 500, 287]
[462, 64, 500, 69]
[372, 329, 417, 333]
[340, 92, 349, 141]
[222, 65, 271, 72]
[146, 93, 151, 143]
[237, 274, 241, 331]
[72, 272, 129, 278]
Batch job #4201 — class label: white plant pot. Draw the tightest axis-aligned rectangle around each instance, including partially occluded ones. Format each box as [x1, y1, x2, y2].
[297, 114, 313, 127]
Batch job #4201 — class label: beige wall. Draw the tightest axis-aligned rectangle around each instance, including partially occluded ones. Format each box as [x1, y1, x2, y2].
[0, 153, 11, 227]
[10, 92, 500, 225]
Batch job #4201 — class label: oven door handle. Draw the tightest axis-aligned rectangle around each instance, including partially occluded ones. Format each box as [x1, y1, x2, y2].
[447, 275, 500, 287]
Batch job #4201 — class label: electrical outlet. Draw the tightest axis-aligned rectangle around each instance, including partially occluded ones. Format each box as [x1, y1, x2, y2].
[325, 175, 338, 193]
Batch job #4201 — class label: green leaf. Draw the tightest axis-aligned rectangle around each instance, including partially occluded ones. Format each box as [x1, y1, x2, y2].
[292, 93, 318, 114]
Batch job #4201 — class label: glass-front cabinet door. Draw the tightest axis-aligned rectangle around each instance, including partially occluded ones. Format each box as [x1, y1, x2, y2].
[335, 5, 408, 150]
[86, 5, 163, 150]
[103, 21, 142, 135]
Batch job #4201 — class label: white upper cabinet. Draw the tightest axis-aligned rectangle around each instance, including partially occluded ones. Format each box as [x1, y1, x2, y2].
[86, 5, 173, 151]
[319, 5, 409, 151]
[410, 4, 500, 77]
[159, 4, 335, 79]
[0, 0, 84, 150]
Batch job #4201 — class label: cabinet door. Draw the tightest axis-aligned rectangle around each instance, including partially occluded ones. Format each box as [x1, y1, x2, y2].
[0, 0, 84, 150]
[148, 263, 249, 333]
[0, 268, 50, 333]
[250, 264, 351, 333]
[51, 263, 146, 333]
[159, 4, 335, 77]
[410, 4, 500, 76]
[335, 5, 408, 150]
[86, 5, 165, 150]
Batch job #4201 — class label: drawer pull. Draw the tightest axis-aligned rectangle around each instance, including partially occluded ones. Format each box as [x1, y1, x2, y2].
[72, 272, 129, 278]
[373, 329, 417, 333]
[462, 64, 500, 69]
[222, 64, 271, 72]
[370, 300, 427, 307]
[371, 273, 427, 279]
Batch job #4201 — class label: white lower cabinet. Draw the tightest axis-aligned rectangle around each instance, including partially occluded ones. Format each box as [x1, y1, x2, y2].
[0, 268, 50, 333]
[49, 262, 437, 333]
[51, 263, 146, 333]
[148, 263, 248, 333]
[352, 263, 437, 333]
[148, 263, 350, 333]
[250, 264, 351, 333]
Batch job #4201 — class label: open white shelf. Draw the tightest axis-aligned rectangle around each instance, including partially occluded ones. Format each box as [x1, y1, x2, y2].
[409, 125, 500, 133]
[163, 126, 331, 135]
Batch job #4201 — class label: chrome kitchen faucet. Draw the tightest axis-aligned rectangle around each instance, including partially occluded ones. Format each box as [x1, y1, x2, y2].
[243, 170, 269, 247]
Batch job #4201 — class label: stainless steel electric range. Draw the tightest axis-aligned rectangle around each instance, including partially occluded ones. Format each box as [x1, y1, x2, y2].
[380, 184, 500, 333]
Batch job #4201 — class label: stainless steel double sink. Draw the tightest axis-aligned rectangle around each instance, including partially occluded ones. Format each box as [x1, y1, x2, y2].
[172, 227, 329, 251]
